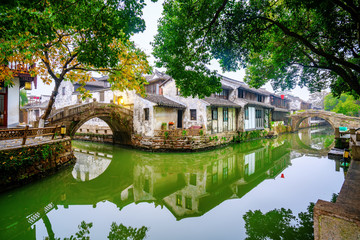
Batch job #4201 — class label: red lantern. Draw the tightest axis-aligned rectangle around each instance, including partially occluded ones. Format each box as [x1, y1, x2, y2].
[281, 95, 284, 100]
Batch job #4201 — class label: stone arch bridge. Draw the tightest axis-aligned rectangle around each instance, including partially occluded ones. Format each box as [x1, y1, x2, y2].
[289, 110, 360, 131]
[47, 102, 133, 145]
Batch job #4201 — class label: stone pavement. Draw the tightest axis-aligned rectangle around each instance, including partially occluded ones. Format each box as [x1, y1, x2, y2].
[314, 160, 360, 239]
[0, 136, 62, 150]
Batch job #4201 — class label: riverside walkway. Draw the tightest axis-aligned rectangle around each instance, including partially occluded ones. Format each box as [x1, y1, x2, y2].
[0, 136, 60, 150]
[314, 131, 360, 239]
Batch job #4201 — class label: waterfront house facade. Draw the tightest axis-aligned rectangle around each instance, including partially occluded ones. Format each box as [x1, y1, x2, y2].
[1, 62, 37, 128]
[54, 70, 295, 138]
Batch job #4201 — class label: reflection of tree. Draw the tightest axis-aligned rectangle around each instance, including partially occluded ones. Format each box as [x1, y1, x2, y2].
[108, 222, 148, 240]
[243, 194, 338, 240]
[51, 221, 147, 240]
[243, 204, 314, 240]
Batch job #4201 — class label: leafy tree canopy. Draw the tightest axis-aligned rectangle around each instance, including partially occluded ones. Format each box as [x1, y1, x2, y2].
[324, 93, 360, 116]
[152, 0, 360, 99]
[243, 203, 314, 240]
[0, 0, 154, 121]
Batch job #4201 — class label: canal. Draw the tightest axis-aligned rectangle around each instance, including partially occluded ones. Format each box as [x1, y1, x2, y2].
[0, 126, 345, 239]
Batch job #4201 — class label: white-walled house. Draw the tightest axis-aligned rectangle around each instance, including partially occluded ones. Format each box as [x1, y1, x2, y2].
[54, 70, 294, 138]
[1, 63, 37, 128]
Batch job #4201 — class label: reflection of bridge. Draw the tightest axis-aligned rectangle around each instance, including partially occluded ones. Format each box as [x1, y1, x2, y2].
[47, 101, 133, 145]
[289, 110, 360, 131]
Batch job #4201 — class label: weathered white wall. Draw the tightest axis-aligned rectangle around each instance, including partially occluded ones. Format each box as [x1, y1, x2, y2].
[162, 80, 208, 129]
[133, 96, 156, 137]
[54, 81, 75, 109]
[153, 107, 178, 130]
[8, 78, 20, 127]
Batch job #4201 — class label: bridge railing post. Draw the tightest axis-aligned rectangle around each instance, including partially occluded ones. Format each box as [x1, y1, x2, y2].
[335, 128, 340, 139]
[350, 128, 356, 135]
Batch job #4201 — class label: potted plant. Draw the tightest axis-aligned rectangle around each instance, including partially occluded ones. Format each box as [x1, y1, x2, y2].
[168, 121, 174, 130]
[161, 122, 167, 130]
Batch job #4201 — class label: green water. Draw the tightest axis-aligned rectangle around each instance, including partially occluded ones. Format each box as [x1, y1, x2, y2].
[0, 127, 345, 239]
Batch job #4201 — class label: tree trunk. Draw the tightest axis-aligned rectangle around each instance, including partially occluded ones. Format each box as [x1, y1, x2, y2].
[39, 80, 62, 128]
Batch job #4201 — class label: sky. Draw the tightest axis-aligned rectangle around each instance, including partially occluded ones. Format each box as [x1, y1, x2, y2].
[31, 0, 310, 101]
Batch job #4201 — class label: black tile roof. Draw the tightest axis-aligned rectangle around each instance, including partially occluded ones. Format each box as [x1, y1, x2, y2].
[145, 94, 186, 108]
[202, 97, 241, 108]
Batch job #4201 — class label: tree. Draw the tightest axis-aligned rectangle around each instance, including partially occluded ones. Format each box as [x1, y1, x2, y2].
[243, 203, 314, 240]
[308, 91, 328, 110]
[324, 93, 360, 116]
[19, 89, 28, 107]
[152, 0, 360, 99]
[0, 0, 152, 126]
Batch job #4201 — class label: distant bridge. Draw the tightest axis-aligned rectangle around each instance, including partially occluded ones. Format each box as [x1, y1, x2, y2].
[289, 110, 360, 131]
[47, 101, 133, 145]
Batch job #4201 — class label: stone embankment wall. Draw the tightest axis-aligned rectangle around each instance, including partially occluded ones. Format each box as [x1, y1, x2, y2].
[132, 132, 235, 151]
[131, 130, 269, 151]
[73, 124, 113, 143]
[0, 138, 75, 192]
[73, 133, 113, 143]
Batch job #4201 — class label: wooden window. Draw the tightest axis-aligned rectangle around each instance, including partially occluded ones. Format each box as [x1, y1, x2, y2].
[223, 108, 228, 122]
[144, 108, 149, 121]
[238, 89, 244, 98]
[100, 91, 105, 102]
[176, 195, 182, 206]
[144, 179, 149, 193]
[185, 197, 192, 210]
[212, 173, 218, 184]
[216, 89, 229, 99]
[190, 109, 197, 120]
[212, 108, 218, 120]
[257, 95, 263, 102]
[190, 173, 197, 186]
[245, 107, 249, 120]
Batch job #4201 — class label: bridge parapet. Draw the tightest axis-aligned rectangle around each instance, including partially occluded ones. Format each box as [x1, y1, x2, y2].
[47, 102, 133, 145]
[289, 110, 360, 131]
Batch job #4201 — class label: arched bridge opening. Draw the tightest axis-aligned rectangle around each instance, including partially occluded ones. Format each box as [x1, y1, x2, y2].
[47, 102, 133, 145]
[294, 116, 334, 132]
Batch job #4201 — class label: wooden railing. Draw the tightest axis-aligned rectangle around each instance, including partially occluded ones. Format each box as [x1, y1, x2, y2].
[0, 126, 61, 145]
[154, 128, 202, 137]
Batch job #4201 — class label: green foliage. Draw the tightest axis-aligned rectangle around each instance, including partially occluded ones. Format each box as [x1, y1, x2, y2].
[243, 194, 339, 240]
[199, 129, 204, 136]
[164, 131, 169, 139]
[182, 130, 187, 136]
[1, 0, 151, 121]
[0, 142, 66, 183]
[233, 130, 268, 143]
[243, 204, 314, 240]
[62, 221, 93, 240]
[108, 222, 148, 240]
[59, 221, 148, 240]
[324, 93, 360, 116]
[19, 89, 28, 107]
[153, 0, 360, 99]
[161, 122, 167, 130]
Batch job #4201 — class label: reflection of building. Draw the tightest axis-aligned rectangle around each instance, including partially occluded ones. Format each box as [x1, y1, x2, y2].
[72, 149, 112, 181]
[121, 139, 292, 220]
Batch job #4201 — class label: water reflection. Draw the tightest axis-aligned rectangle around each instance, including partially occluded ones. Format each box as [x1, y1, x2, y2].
[0, 126, 341, 240]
